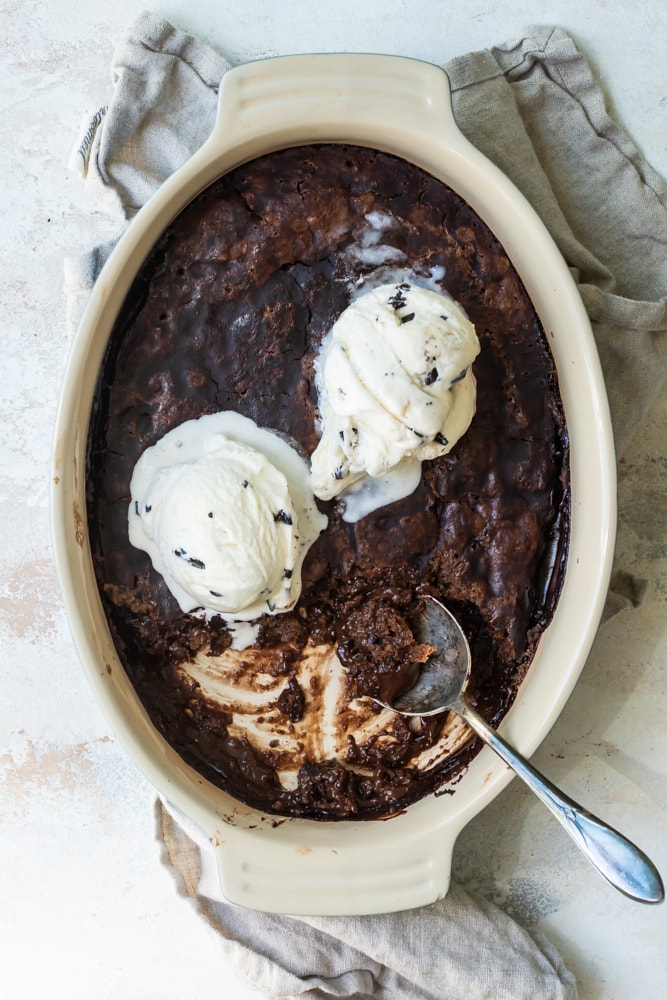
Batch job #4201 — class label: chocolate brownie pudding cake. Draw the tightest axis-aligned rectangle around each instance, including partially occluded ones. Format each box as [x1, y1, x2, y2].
[86, 144, 569, 820]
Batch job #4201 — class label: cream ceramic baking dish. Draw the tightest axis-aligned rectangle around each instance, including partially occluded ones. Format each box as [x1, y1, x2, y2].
[51, 54, 616, 915]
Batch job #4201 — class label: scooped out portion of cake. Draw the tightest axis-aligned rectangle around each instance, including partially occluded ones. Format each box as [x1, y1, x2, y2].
[87, 143, 569, 820]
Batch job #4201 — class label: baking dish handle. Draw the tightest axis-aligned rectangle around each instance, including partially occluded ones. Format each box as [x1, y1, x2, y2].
[207, 53, 461, 157]
[210, 823, 458, 916]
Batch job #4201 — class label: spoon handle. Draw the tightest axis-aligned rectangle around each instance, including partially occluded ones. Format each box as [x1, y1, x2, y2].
[456, 700, 664, 904]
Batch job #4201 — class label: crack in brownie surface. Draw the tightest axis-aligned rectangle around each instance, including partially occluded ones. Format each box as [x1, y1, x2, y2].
[87, 144, 569, 820]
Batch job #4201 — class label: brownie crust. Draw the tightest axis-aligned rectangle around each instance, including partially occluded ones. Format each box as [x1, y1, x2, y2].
[87, 144, 569, 820]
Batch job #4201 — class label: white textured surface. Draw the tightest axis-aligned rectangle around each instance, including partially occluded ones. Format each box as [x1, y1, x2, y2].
[1, 1, 665, 997]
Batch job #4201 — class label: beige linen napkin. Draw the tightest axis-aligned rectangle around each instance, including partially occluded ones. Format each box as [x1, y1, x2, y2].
[66, 11, 667, 999]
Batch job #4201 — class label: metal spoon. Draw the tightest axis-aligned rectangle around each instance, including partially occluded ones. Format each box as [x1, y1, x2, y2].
[372, 595, 664, 904]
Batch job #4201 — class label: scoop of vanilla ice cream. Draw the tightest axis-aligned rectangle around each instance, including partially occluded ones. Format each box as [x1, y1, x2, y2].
[310, 282, 480, 510]
[129, 412, 327, 620]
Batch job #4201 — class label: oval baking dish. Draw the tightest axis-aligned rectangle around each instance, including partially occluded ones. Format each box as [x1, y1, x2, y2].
[52, 54, 615, 915]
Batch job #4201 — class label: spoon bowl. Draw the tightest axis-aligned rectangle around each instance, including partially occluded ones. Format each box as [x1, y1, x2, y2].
[372, 596, 664, 905]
